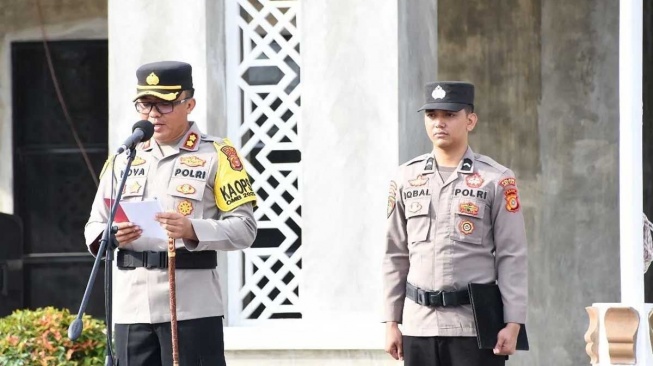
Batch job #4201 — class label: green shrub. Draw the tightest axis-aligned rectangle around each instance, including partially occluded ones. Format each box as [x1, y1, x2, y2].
[0, 307, 106, 366]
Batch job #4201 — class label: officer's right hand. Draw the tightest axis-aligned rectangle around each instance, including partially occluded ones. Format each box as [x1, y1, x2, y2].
[384, 322, 403, 361]
[113, 222, 142, 247]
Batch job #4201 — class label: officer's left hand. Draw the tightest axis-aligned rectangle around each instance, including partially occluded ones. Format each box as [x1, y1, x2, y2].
[155, 212, 198, 240]
[493, 322, 520, 356]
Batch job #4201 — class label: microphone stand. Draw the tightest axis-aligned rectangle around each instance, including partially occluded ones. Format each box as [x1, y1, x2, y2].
[69, 147, 138, 366]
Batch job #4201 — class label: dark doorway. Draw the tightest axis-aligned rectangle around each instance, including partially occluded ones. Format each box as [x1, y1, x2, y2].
[644, 3, 653, 302]
[9, 40, 108, 318]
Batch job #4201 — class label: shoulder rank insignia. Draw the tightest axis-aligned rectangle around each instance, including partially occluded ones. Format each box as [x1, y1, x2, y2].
[220, 145, 243, 171]
[461, 158, 473, 172]
[465, 173, 483, 188]
[424, 157, 434, 171]
[177, 200, 194, 216]
[409, 175, 428, 187]
[176, 184, 196, 195]
[183, 132, 199, 150]
[180, 155, 206, 167]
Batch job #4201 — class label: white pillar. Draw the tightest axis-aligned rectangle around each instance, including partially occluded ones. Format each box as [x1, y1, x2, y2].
[301, 0, 436, 326]
[619, 0, 644, 303]
[589, 1, 650, 365]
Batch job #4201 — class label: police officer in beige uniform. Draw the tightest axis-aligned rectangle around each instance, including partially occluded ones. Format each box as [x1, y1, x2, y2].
[383, 82, 527, 366]
[85, 61, 257, 365]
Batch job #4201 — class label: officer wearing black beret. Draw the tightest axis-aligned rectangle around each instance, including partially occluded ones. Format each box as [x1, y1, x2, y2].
[85, 61, 258, 365]
[383, 82, 528, 366]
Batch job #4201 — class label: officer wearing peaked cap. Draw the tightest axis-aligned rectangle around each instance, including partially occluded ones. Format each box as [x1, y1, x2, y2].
[85, 61, 257, 365]
[383, 82, 528, 366]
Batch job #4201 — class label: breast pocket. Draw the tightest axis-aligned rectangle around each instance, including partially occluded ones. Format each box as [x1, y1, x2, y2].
[405, 198, 432, 244]
[451, 198, 486, 245]
[120, 177, 147, 202]
[167, 179, 207, 218]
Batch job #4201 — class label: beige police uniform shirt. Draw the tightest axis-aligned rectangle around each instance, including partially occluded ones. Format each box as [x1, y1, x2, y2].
[85, 122, 257, 324]
[383, 147, 527, 337]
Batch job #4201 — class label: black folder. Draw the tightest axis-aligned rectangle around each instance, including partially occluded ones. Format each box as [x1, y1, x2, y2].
[467, 283, 529, 350]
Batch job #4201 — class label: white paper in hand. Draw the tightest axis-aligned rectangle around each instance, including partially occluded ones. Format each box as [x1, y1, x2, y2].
[119, 199, 167, 241]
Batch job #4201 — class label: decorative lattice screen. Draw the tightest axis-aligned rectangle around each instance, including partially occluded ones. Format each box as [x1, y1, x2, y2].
[225, 0, 302, 325]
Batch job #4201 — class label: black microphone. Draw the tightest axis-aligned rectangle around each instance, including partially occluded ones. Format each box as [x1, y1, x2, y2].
[116, 120, 155, 154]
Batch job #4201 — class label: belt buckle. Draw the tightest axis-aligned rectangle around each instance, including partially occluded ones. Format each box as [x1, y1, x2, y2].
[441, 291, 458, 307]
[144, 251, 162, 269]
[429, 291, 443, 307]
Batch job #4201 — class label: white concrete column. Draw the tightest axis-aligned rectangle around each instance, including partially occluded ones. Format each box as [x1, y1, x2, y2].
[588, 1, 650, 365]
[301, 0, 436, 328]
[619, 0, 644, 303]
[108, 0, 227, 152]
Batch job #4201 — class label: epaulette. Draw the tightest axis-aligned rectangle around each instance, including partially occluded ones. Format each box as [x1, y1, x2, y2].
[98, 155, 114, 180]
[403, 153, 431, 167]
[475, 154, 508, 174]
[201, 134, 222, 143]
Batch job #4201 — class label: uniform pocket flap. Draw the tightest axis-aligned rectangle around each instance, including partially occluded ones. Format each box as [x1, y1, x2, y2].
[121, 177, 147, 199]
[405, 198, 431, 219]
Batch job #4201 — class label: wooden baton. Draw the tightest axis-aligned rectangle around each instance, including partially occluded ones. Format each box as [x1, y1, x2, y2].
[168, 237, 180, 366]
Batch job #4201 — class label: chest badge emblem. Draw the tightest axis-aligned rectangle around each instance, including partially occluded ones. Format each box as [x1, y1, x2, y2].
[177, 184, 196, 195]
[459, 220, 475, 235]
[465, 173, 483, 188]
[180, 156, 206, 167]
[409, 201, 423, 213]
[409, 175, 428, 187]
[124, 181, 142, 194]
[131, 156, 146, 166]
[459, 202, 479, 216]
[177, 200, 194, 216]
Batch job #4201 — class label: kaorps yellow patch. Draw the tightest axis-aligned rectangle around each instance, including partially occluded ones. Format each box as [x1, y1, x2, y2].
[213, 139, 257, 211]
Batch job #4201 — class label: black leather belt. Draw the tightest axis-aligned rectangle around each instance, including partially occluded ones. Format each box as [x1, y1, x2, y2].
[117, 249, 217, 270]
[406, 282, 470, 307]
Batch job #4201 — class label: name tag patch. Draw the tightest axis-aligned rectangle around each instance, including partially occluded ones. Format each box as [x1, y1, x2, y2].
[453, 188, 487, 200]
[173, 168, 207, 180]
[403, 189, 431, 200]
